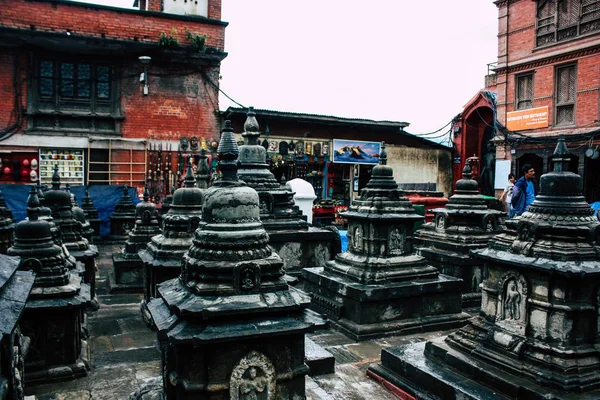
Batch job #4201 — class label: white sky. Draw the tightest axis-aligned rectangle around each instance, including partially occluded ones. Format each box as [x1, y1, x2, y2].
[73, 0, 499, 136]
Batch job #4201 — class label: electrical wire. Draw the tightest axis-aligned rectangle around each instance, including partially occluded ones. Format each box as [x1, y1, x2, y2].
[200, 70, 245, 108]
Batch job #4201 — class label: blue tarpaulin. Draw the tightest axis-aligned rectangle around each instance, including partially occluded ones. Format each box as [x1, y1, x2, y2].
[0, 184, 140, 237]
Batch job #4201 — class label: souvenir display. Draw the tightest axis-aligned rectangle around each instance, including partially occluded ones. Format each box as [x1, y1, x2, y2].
[305, 141, 313, 155]
[322, 142, 329, 155]
[279, 141, 289, 155]
[268, 140, 278, 152]
[296, 140, 305, 157]
[313, 142, 321, 156]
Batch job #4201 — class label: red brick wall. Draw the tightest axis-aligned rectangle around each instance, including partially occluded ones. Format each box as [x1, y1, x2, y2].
[495, 0, 600, 133]
[0, 0, 225, 50]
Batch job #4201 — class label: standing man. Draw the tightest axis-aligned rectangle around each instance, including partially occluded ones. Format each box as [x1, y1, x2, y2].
[499, 173, 516, 217]
[511, 164, 537, 217]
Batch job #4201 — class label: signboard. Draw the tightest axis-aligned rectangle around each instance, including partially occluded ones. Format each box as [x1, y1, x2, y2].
[506, 106, 549, 131]
[332, 139, 381, 165]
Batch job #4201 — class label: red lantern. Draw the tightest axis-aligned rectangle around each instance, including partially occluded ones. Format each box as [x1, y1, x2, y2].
[21, 169, 29, 178]
[3, 167, 10, 175]
[22, 159, 30, 167]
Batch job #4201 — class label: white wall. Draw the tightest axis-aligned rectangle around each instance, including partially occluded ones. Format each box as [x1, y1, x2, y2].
[163, 0, 208, 17]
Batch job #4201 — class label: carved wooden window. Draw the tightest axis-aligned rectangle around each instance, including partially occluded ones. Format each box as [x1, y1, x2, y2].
[537, 0, 600, 46]
[30, 57, 120, 134]
[516, 73, 534, 110]
[555, 64, 577, 126]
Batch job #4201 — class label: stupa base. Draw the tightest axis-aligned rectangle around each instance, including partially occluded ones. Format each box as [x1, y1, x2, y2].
[368, 336, 600, 400]
[110, 253, 144, 293]
[25, 340, 90, 385]
[303, 267, 470, 341]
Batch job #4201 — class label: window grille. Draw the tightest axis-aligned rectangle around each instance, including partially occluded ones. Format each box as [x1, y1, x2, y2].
[555, 64, 577, 126]
[516, 74, 534, 110]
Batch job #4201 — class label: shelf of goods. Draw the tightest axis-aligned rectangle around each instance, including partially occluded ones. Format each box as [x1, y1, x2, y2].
[39, 149, 84, 185]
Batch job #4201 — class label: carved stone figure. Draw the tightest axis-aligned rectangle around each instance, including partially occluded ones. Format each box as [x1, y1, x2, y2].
[353, 225, 363, 251]
[504, 280, 521, 320]
[388, 227, 403, 255]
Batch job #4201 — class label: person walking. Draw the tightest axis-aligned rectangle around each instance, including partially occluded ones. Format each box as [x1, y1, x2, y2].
[511, 164, 537, 217]
[499, 173, 516, 217]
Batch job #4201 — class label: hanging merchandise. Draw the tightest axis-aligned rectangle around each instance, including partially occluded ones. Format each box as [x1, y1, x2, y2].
[30, 170, 38, 181]
[313, 142, 322, 156]
[268, 140, 278, 152]
[261, 138, 269, 151]
[279, 141, 289, 155]
[209, 138, 219, 152]
[322, 142, 329, 156]
[31, 159, 38, 170]
[305, 142, 313, 156]
[289, 140, 296, 152]
[296, 140, 305, 157]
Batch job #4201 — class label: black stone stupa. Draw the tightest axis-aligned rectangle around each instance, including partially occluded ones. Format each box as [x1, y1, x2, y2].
[369, 136, 600, 399]
[415, 164, 504, 308]
[0, 189, 14, 254]
[304, 142, 469, 341]
[139, 161, 204, 324]
[8, 186, 90, 384]
[109, 185, 136, 241]
[237, 107, 337, 278]
[111, 187, 161, 293]
[142, 121, 315, 399]
[195, 148, 211, 189]
[44, 166, 98, 308]
[81, 188, 101, 239]
[0, 247, 35, 399]
[66, 185, 95, 244]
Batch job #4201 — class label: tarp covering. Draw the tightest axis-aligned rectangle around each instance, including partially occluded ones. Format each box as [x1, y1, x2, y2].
[0, 184, 141, 237]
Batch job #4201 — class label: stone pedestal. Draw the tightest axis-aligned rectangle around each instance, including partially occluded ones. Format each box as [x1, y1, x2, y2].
[415, 165, 504, 309]
[8, 186, 91, 385]
[304, 142, 469, 341]
[111, 188, 161, 293]
[138, 121, 314, 399]
[0, 254, 35, 400]
[109, 185, 136, 241]
[369, 136, 600, 399]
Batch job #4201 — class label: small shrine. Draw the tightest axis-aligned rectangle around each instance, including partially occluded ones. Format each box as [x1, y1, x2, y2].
[0, 252, 35, 399]
[66, 185, 95, 244]
[237, 107, 338, 277]
[0, 189, 14, 254]
[8, 186, 90, 383]
[109, 185, 136, 241]
[369, 136, 600, 399]
[81, 188, 102, 239]
[139, 161, 204, 323]
[140, 121, 314, 399]
[43, 166, 98, 307]
[304, 143, 469, 341]
[195, 149, 211, 189]
[111, 187, 161, 293]
[415, 164, 504, 308]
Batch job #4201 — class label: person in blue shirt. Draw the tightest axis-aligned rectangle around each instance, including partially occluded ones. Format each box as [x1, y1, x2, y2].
[511, 164, 537, 217]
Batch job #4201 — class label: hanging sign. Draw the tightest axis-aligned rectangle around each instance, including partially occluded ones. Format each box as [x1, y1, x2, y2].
[506, 106, 549, 131]
[332, 139, 381, 165]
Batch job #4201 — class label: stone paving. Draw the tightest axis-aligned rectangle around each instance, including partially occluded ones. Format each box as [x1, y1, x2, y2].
[24, 243, 454, 400]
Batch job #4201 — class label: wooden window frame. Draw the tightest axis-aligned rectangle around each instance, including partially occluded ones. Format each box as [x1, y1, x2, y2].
[554, 63, 577, 127]
[515, 72, 535, 111]
[536, 0, 600, 47]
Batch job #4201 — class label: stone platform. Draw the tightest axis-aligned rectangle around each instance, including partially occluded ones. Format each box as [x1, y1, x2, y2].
[24, 242, 451, 400]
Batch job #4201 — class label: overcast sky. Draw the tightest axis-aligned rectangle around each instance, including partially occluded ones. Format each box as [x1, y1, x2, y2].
[74, 0, 499, 137]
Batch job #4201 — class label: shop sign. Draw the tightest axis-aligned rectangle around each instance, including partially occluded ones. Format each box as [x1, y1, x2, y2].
[332, 139, 381, 165]
[506, 106, 548, 131]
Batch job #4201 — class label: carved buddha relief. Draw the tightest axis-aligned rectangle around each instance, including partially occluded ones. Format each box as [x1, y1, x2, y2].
[352, 225, 363, 252]
[230, 351, 276, 400]
[496, 272, 528, 335]
[388, 226, 405, 256]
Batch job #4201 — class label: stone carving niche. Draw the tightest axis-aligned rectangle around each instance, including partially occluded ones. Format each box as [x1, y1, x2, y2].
[230, 351, 276, 400]
[496, 272, 528, 335]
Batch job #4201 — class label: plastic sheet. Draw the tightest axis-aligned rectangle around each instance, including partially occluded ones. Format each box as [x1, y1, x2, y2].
[0, 184, 141, 237]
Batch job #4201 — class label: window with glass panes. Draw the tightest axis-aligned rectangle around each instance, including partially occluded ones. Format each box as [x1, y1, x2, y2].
[33, 58, 118, 134]
[555, 64, 577, 126]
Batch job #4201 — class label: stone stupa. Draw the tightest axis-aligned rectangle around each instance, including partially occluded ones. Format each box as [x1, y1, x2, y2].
[111, 187, 161, 293]
[43, 165, 98, 308]
[304, 142, 469, 341]
[8, 186, 90, 383]
[141, 121, 314, 399]
[415, 163, 504, 308]
[237, 107, 338, 278]
[109, 185, 136, 241]
[139, 160, 204, 324]
[0, 189, 14, 253]
[81, 188, 101, 238]
[369, 136, 600, 399]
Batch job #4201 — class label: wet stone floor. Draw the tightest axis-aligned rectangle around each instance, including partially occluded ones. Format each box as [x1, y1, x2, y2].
[25, 243, 453, 400]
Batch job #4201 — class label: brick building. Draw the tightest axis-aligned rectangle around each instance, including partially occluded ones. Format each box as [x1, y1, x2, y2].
[0, 0, 226, 197]
[491, 0, 600, 201]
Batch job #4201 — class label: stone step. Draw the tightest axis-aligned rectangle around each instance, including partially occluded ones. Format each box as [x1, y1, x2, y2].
[305, 338, 335, 376]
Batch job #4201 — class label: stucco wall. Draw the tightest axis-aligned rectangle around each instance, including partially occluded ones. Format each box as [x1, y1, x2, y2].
[386, 145, 452, 198]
